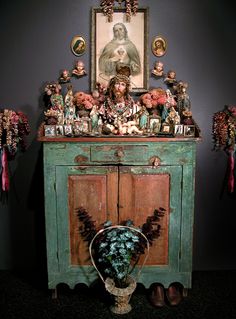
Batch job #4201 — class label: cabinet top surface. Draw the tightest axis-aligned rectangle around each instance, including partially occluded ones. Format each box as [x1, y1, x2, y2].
[38, 136, 201, 143]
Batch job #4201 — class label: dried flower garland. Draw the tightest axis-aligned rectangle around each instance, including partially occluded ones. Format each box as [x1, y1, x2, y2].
[213, 105, 236, 193]
[100, 0, 138, 22]
[0, 109, 30, 201]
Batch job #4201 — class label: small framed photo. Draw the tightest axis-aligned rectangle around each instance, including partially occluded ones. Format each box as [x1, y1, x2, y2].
[174, 124, 184, 136]
[149, 116, 161, 134]
[64, 124, 73, 136]
[56, 125, 64, 136]
[44, 125, 56, 137]
[71, 35, 86, 56]
[184, 125, 195, 137]
[151, 36, 167, 57]
[73, 123, 81, 136]
[80, 117, 91, 134]
[161, 124, 172, 134]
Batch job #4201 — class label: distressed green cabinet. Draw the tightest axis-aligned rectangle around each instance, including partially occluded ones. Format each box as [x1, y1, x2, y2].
[39, 136, 199, 290]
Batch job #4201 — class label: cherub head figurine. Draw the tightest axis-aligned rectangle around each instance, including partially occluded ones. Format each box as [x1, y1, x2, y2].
[72, 60, 87, 77]
[152, 61, 164, 77]
[59, 69, 71, 83]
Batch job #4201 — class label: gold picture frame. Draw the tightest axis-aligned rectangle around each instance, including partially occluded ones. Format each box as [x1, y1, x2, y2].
[149, 115, 161, 134]
[56, 125, 64, 136]
[64, 124, 73, 136]
[151, 36, 167, 57]
[184, 125, 195, 137]
[71, 35, 86, 56]
[174, 124, 184, 136]
[91, 7, 149, 93]
[44, 125, 56, 137]
[161, 124, 171, 134]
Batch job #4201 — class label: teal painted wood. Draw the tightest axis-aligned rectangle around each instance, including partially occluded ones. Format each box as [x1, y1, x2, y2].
[42, 139, 198, 289]
[180, 164, 195, 273]
[43, 155, 59, 285]
[44, 141, 195, 166]
[47, 270, 192, 289]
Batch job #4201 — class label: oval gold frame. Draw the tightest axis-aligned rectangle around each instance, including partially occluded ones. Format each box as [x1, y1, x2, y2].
[151, 36, 167, 57]
[71, 35, 86, 56]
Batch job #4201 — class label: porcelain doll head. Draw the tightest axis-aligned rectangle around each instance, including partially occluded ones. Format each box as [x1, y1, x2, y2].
[76, 60, 85, 71]
[155, 61, 163, 72]
[59, 69, 71, 83]
[167, 70, 176, 80]
[152, 61, 164, 77]
[72, 60, 86, 77]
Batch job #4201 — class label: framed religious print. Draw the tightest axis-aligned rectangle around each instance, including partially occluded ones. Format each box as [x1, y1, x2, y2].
[44, 125, 56, 137]
[174, 124, 184, 136]
[158, 124, 174, 137]
[151, 36, 167, 57]
[184, 125, 195, 137]
[91, 7, 149, 93]
[56, 125, 64, 136]
[73, 123, 81, 136]
[71, 35, 86, 56]
[149, 115, 161, 134]
[80, 117, 91, 133]
[64, 124, 73, 136]
[161, 124, 171, 134]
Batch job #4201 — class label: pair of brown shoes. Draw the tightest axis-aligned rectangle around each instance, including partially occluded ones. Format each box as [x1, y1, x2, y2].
[149, 283, 183, 307]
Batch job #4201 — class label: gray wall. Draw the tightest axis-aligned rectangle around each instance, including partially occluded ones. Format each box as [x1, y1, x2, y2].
[1, 0, 236, 271]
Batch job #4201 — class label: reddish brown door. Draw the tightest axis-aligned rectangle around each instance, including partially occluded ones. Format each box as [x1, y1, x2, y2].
[119, 166, 170, 265]
[56, 166, 118, 266]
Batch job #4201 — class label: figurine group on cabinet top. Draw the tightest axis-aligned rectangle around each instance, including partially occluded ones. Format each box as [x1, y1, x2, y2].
[42, 64, 198, 138]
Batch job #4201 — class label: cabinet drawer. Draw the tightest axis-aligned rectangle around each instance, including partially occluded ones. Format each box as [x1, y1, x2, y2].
[44, 141, 194, 166]
[91, 145, 149, 163]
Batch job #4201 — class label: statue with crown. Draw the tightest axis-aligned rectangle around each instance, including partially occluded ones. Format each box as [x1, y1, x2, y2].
[97, 64, 143, 135]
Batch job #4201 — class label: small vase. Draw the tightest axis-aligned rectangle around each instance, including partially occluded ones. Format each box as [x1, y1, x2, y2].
[105, 276, 137, 314]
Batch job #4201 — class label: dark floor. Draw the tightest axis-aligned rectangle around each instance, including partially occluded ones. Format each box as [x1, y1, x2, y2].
[0, 270, 236, 319]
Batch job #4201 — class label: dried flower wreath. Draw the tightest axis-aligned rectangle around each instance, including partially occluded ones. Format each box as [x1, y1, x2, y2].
[213, 105, 236, 193]
[100, 0, 139, 22]
[0, 109, 30, 201]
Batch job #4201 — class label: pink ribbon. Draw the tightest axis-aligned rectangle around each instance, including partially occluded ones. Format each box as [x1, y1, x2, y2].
[1, 148, 9, 192]
[228, 149, 235, 193]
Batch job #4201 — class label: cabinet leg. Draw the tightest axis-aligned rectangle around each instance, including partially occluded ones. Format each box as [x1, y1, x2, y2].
[182, 288, 188, 298]
[51, 288, 58, 299]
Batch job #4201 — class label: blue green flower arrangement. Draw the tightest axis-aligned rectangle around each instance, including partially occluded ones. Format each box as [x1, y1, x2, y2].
[77, 208, 165, 288]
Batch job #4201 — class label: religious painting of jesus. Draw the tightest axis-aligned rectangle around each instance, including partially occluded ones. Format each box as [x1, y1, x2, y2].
[91, 8, 149, 93]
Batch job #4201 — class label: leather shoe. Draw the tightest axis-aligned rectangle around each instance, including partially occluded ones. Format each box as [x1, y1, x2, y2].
[166, 284, 182, 306]
[148, 283, 165, 307]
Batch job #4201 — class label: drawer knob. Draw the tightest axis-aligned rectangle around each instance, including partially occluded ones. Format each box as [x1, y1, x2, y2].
[149, 156, 161, 168]
[74, 155, 88, 163]
[115, 149, 125, 158]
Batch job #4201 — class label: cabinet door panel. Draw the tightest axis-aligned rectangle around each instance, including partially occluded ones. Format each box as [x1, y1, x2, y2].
[119, 166, 182, 270]
[56, 166, 118, 269]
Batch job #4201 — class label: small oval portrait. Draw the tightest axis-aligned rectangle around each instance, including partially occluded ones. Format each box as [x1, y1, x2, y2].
[151, 36, 167, 57]
[71, 35, 86, 56]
